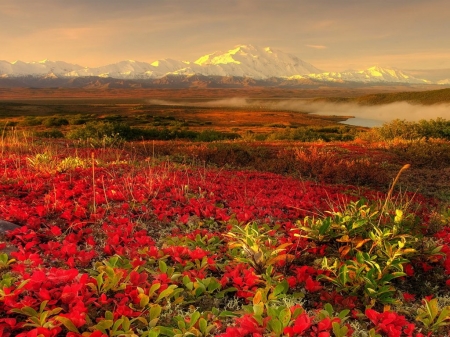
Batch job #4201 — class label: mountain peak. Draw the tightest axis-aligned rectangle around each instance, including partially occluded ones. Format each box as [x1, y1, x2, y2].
[192, 44, 320, 78]
[0, 45, 434, 84]
[308, 65, 429, 84]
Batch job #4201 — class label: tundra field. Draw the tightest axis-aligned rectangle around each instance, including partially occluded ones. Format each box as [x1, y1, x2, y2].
[0, 87, 450, 336]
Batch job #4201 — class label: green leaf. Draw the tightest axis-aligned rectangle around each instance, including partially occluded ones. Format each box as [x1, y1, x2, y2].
[253, 302, 264, 317]
[149, 318, 159, 328]
[338, 309, 350, 320]
[48, 307, 63, 316]
[268, 318, 283, 335]
[188, 311, 201, 329]
[218, 310, 239, 317]
[96, 319, 114, 332]
[112, 318, 124, 332]
[55, 316, 80, 333]
[39, 300, 49, 313]
[324, 303, 334, 316]
[140, 293, 150, 308]
[156, 285, 177, 302]
[435, 306, 450, 327]
[149, 283, 161, 297]
[273, 279, 289, 297]
[12, 306, 38, 317]
[149, 304, 162, 319]
[194, 286, 204, 297]
[198, 318, 207, 334]
[145, 329, 161, 337]
[319, 218, 331, 235]
[206, 278, 221, 292]
[279, 307, 291, 328]
[338, 265, 349, 286]
[332, 321, 349, 337]
[159, 260, 168, 273]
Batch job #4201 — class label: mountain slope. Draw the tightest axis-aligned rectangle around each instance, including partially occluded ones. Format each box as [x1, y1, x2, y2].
[0, 60, 83, 77]
[305, 66, 429, 84]
[192, 44, 322, 79]
[0, 45, 440, 86]
[0, 44, 321, 80]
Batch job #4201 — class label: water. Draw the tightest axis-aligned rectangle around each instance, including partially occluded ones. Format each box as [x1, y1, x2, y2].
[339, 117, 384, 127]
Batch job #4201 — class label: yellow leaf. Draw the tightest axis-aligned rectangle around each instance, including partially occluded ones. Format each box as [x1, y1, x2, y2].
[336, 235, 350, 243]
[267, 254, 295, 266]
[253, 290, 262, 305]
[354, 238, 371, 249]
[339, 245, 351, 257]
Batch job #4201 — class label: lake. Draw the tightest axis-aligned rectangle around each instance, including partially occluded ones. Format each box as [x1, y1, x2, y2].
[339, 117, 384, 127]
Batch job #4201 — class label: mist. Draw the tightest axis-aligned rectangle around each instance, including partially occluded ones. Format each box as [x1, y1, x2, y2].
[291, 101, 450, 126]
[146, 98, 248, 107]
[146, 98, 450, 127]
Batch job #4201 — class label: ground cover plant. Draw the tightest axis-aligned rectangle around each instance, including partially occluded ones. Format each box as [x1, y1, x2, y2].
[1, 88, 450, 336]
[0, 132, 449, 337]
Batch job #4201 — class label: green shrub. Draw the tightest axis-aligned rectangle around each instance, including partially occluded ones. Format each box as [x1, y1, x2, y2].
[67, 121, 134, 141]
[20, 117, 42, 126]
[369, 118, 450, 141]
[42, 117, 69, 127]
[68, 116, 88, 125]
[195, 130, 240, 142]
[34, 129, 64, 139]
[266, 127, 355, 142]
[297, 191, 442, 305]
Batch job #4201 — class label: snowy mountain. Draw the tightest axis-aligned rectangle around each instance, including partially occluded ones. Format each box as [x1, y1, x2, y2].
[0, 45, 436, 85]
[0, 59, 83, 77]
[1, 45, 320, 80]
[303, 66, 430, 84]
[437, 79, 450, 85]
[191, 45, 322, 78]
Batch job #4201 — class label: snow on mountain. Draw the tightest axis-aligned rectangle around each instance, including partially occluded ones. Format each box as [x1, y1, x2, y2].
[437, 79, 450, 85]
[66, 60, 151, 78]
[0, 45, 321, 80]
[305, 66, 430, 84]
[0, 45, 434, 84]
[193, 44, 322, 79]
[145, 59, 191, 78]
[0, 59, 83, 77]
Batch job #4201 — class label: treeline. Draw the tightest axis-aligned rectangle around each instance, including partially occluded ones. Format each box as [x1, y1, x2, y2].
[365, 118, 450, 141]
[314, 88, 450, 106]
[62, 121, 240, 143]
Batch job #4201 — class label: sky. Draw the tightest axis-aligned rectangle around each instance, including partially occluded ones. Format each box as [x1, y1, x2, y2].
[1, 0, 450, 74]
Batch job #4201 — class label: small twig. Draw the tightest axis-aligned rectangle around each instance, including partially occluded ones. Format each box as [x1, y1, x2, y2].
[383, 164, 410, 213]
[91, 151, 96, 214]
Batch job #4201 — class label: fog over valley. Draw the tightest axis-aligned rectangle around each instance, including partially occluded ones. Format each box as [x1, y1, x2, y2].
[147, 98, 450, 127]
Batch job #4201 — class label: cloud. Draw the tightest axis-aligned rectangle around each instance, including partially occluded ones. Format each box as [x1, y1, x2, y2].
[1, 0, 450, 70]
[306, 44, 327, 50]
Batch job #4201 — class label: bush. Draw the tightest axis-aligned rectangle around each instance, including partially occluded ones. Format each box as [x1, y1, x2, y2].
[42, 117, 69, 127]
[266, 127, 355, 142]
[368, 118, 450, 141]
[20, 117, 42, 126]
[195, 130, 240, 142]
[34, 129, 64, 139]
[68, 116, 88, 125]
[67, 121, 135, 141]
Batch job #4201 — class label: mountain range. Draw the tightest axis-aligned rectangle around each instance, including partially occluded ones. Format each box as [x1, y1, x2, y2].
[0, 45, 448, 88]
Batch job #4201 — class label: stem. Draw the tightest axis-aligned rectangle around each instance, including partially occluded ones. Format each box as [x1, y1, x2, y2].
[383, 164, 410, 213]
[92, 151, 96, 214]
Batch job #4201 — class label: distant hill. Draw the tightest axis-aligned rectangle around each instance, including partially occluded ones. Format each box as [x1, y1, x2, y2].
[1, 44, 441, 87]
[314, 88, 450, 105]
